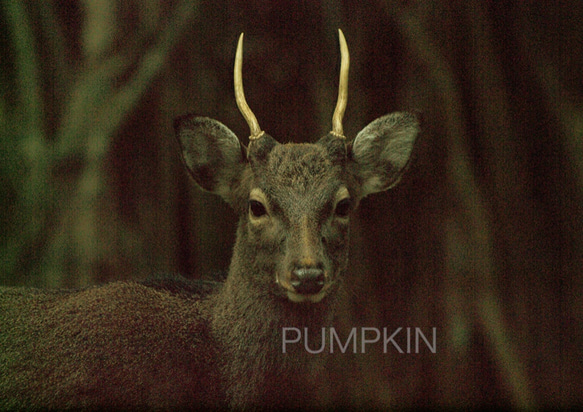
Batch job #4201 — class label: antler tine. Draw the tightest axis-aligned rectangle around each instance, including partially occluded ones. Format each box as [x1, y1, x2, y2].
[331, 29, 349, 139]
[235, 33, 264, 141]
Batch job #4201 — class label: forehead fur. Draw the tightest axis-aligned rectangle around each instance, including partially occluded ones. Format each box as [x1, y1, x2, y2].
[260, 143, 341, 194]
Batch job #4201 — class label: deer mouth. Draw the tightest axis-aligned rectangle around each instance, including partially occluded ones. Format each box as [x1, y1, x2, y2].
[276, 272, 332, 304]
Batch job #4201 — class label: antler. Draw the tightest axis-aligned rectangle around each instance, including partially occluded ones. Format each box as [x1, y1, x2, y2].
[235, 31, 348, 141]
[234, 33, 264, 141]
[331, 29, 349, 138]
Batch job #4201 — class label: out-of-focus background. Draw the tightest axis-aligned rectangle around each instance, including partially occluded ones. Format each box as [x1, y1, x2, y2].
[1, 0, 581, 408]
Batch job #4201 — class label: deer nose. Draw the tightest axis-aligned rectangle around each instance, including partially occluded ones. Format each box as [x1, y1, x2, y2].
[290, 266, 325, 295]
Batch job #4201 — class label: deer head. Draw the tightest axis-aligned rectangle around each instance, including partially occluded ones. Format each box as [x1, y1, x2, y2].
[175, 30, 419, 304]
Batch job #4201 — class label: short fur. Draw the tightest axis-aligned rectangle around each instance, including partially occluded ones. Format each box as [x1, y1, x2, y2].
[0, 111, 419, 409]
[0, 279, 222, 409]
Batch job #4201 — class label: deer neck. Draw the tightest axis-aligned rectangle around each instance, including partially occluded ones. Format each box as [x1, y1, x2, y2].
[208, 237, 341, 408]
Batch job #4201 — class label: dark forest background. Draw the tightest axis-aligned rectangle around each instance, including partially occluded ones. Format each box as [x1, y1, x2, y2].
[1, 0, 581, 408]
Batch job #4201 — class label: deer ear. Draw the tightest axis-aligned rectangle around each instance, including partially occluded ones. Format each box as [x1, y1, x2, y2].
[350, 112, 420, 197]
[174, 115, 245, 200]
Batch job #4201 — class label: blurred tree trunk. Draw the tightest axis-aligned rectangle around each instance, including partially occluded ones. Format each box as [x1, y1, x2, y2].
[1, 1, 197, 287]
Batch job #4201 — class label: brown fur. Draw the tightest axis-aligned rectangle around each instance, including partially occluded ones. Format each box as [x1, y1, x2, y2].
[0, 279, 221, 409]
[0, 111, 419, 409]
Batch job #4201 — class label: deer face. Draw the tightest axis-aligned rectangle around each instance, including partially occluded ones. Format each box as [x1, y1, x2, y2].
[174, 31, 419, 304]
[241, 137, 351, 303]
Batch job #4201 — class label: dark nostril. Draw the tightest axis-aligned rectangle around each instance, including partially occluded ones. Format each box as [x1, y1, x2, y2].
[290, 267, 325, 295]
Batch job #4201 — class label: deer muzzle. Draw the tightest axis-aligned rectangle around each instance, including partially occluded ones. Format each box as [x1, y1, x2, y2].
[277, 263, 332, 303]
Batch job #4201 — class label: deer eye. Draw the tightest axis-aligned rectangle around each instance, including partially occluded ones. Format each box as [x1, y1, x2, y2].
[249, 199, 267, 218]
[334, 198, 352, 217]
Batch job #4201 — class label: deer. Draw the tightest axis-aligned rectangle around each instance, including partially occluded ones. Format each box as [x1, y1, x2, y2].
[0, 30, 419, 410]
